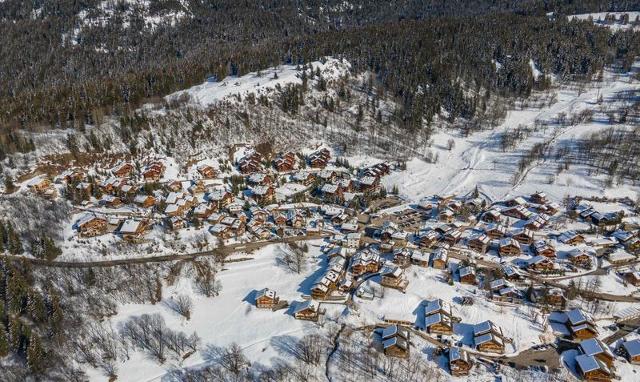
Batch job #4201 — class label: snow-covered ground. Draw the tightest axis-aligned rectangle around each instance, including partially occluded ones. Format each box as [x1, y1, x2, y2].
[569, 12, 640, 31]
[380, 64, 640, 203]
[167, 57, 350, 108]
[86, 241, 325, 381]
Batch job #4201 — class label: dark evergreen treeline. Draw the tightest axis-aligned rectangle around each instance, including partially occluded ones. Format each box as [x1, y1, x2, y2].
[0, 0, 639, 159]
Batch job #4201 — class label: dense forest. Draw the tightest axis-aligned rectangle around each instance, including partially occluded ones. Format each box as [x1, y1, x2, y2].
[1, 0, 640, 159]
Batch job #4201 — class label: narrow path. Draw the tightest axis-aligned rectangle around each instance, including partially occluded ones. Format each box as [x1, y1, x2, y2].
[0, 233, 331, 268]
[325, 323, 346, 382]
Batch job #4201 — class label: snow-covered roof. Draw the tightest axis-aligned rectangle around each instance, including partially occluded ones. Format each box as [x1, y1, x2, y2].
[623, 339, 640, 357]
[567, 308, 588, 326]
[120, 219, 142, 234]
[575, 354, 607, 374]
[580, 338, 612, 358]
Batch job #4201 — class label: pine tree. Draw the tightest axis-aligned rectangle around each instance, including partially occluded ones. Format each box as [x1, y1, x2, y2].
[0, 324, 8, 357]
[6, 223, 22, 255]
[27, 333, 45, 374]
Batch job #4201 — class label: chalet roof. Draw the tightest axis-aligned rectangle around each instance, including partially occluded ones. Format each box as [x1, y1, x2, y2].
[134, 194, 151, 203]
[321, 184, 339, 194]
[382, 336, 408, 350]
[76, 213, 106, 227]
[210, 223, 229, 233]
[528, 255, 551, 265]
[381, 265, 403, 278]
[469, 233, 490, 244]
[498, 286, 520, 296]
[501, 265, 521, 278]
[473, 320, 498, 336]
[475, 333, 503, 346]
[459, 266, 475, 278]
[558, 230, 581, 243]
[607, 249, 636, 263]
[252, 185, 272, 196]
[382, 324, 400, 339]
[293, 300, 316, 314]
[359, 176, 377, 186]
[623, 339, 640, 357]
[165, 204, 180, 214]
[425, 313, 448, 327]
[580, 338, 613, 358]
[489, 279, 508, 290]
[120, 219, 142, 234]
[449, 347, 468, 363]
[424, 299, 451, 316]
[575, 354, 609, 375]
[256, 288, 276, 300]
[432, 247, 448, 261]
[248, 173, 269, 183]
[567, 308, 589, 326]
[499, 237, 520, 248]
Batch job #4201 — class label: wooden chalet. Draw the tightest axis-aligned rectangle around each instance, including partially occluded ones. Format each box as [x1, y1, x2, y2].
[320, 183, 344, 203]
[511, 228, 534, 245]
[142, 162, 165, 182]
[252, 185, 276, 205]
[419, 230, 441, 248]
[112, 162, 134, 177]
[459, 266, 476, 285]
[498, 238, 521, 256]
[255, 288, 280, 309]
[532, 240, 556, 258]
[438, 208, 455, 223]
[431, 247, 449, 269]
[505, 196, 528, 207]
[293, 301, 320, 321]
[351, 250, 381, 276]
[558, 231, 585, 245]
[291, 171, 316, 186]
[527, 255, 555, 272]
[393, 248, 412, 267]
[482, 209, 501, 223]
[568, 249, 592, 268]
[381, 325, 410, 358]
[550, 308, 599, 340]
[530, 191, 548, 205]
[119, 219, 149, 241]
[449, 347, 473, 377]
[502, 205, 533, 220]
[575, 354, 612, 382]
[621, 339, 640, 364]
[210, 223, 233, 239]
[467, 233, 490, 254]
[580, 338, 615, 368]
[77, 214, 108, 237]
[197, 165, 216, 179]
[133, 194, 156, 208]
[358, 176, 380, 194]
[238, 151, 263, 174]
[424, 299, 459, 335]
[308, 148, 330, 169]
[485, 223, 507, 239]
[380, 266, 409, 292]
[443, 228, 462, 245]
[623, 271, 640, 286]
[27, 177, 52, 194]
[273, 152, 296, 172]
[473, 320, 506, 354]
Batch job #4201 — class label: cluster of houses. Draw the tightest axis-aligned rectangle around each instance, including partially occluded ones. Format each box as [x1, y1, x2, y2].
[56, 146, 400, 245]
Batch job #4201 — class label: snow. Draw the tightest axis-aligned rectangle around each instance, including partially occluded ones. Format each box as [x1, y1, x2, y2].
[380, 63, 640, 203]
[569, 12, 640, 31]
[90, 242, 324, 381]
[167, 58, 350, 108]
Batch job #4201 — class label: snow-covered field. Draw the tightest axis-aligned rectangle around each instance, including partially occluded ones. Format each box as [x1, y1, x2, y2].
[87, 241, 325, 381]
[380, 64, 640, 203]
[167, 57, 350, 108]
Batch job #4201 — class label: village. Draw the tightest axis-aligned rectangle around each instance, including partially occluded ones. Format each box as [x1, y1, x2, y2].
[15, 144, 640, 381]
